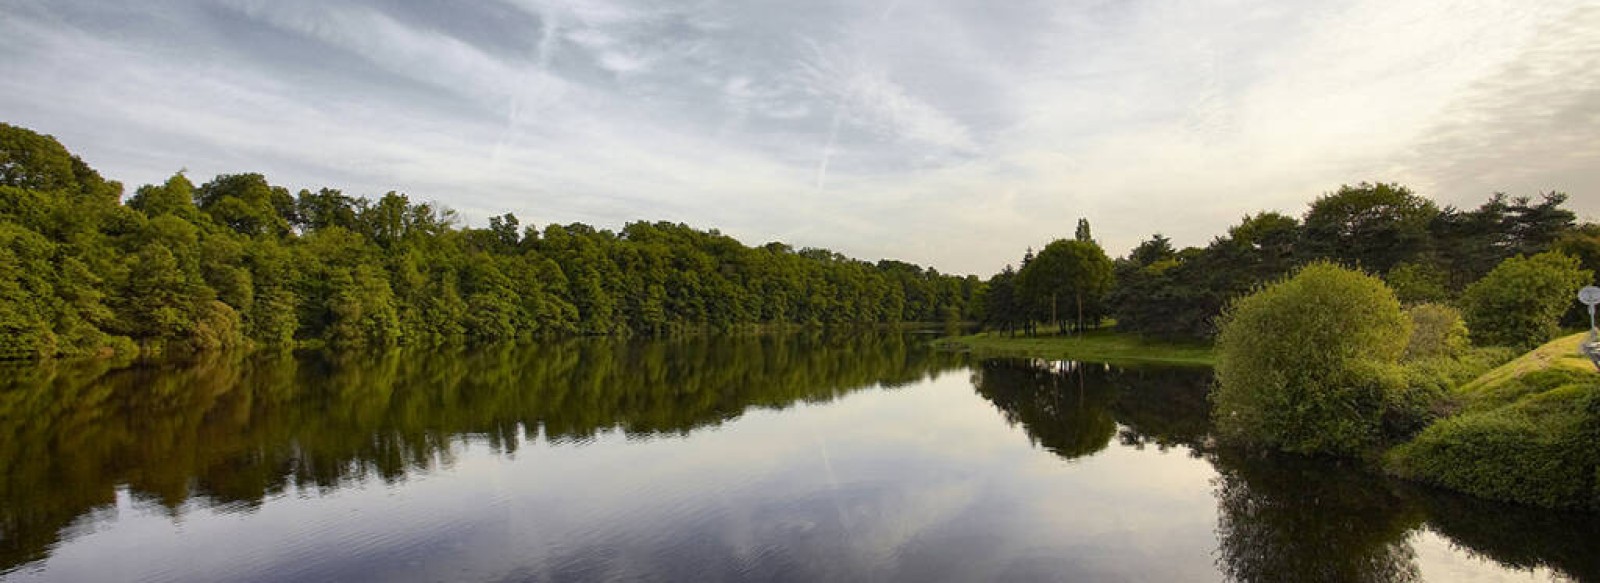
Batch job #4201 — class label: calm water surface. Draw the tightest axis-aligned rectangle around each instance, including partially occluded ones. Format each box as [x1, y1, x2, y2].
[0, 333, 1595, 582]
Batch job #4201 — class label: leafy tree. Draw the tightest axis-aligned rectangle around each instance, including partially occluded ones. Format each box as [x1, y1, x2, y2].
[0, 123, 87, 193]
[1127, 233, 1175, 267]
[1212, 262, 1412, 456]
[1402, 303, 1469, 361]
[1016, 237, 1114, 334]
[1385, 261, 1450, 305]
[294, 188, 359, 233]
[1300, 182, 1438, 274]
[1552, 223, 1600, 327]
[1431, 193, 1577, 289]
[981, 266, 1022, 335]
[1074, 218, 1093, 243]
[194, 173, 293, 238]
[0, 121, 984, 360]
[1459, 252, 1592, 349]
[127, 174, 204, 223]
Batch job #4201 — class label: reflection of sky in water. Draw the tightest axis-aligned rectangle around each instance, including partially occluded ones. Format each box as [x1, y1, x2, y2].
[0, 370, 1569, 582]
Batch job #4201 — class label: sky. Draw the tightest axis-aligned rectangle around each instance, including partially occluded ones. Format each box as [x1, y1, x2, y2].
[2, 0, 1597, 275]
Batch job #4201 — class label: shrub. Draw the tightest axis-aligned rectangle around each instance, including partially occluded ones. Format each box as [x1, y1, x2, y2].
[1402, 303, 1468, 362]
[1386, 261, 1450, 305]
[1386, 347, 1518, 440]
[1460, 252, 1592, 349]
[1212, 262, 1412, 456]
[1386, 378, 1600, 510]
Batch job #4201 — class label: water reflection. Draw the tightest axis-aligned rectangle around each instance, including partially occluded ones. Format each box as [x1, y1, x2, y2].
[0, 332, 963, 574]
[971, 360, 1118, 459]
[2, 342, 1595, 582]
[1211, 450, 1424, 583]
[980, 357, 1597, 583]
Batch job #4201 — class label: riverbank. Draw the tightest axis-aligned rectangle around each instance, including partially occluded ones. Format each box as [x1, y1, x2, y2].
[1385, 333, 1600, 510]
[932, 329, 1215, 366]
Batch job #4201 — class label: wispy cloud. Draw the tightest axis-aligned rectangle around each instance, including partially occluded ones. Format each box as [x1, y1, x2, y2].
[1, 0, 1596, 273]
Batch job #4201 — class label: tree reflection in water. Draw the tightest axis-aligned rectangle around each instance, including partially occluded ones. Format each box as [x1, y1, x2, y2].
[0, 332, 964, 573]
[971, 357, 1598, 583]
[3, 345, 1596, 581]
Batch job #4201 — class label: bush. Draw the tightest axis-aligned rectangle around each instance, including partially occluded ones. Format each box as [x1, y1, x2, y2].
[1386, 347, 1518, 440]
[1460, 252, 1592, 349]
[1386, 377, 1600, 510]
[1402, 303, 1468, 361]
[1212, 262, 1412, 456]
[1386, 261, 1450, 305]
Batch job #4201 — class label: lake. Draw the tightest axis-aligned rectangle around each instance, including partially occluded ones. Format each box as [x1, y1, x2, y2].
[0, 332, 1594, 582]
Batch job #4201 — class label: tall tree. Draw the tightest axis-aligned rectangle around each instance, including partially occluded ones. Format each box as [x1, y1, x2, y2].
[1300, 182, 1437, 274]
[1075, 218, 1094, 244]
[1016, 238, 1114, 334]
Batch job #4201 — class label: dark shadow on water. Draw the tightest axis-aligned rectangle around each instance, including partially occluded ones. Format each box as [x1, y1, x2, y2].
[973, 357, 1600, 583]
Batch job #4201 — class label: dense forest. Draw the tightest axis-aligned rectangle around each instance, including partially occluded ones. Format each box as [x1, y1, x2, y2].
[0, 122, 980, 359]
[981, 182, 1600, 341]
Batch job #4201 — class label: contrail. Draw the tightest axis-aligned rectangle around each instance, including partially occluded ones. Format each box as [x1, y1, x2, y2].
[815, 105, 846, 190]
[813, 0, 901, 191]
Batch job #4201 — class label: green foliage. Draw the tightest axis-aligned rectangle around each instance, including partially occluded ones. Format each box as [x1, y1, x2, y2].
[1553, 223, 1600, 327]
[1402, 303, 1469, 362]
[1386, 347, 1517, 441]
[1386, 261, 1450, 305]
[1384, 334, 1600, 510]
[1300, 183, 1438, 274]
[1460, 252, 1591, 349]
[0, 121, 980, 359]
[1433, 193, 1577, 289]
[1109, 215, 1299, 342]
[1014, 235, 1114, 334]
[0, 123, 92, 193]
[1386, 377, 1600, 510]
[1090, 187, 1582, 347]
[1212, 262, 1412, 456]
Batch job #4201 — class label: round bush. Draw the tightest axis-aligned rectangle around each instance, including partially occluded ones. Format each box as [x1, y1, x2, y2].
[1212, 262, 1412, 456]
[1460, 252, 1592, 350]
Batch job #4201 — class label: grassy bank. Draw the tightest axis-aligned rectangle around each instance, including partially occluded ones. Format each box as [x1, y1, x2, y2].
[1386, 333, 1600, 510]
[933, 329, 1215, 367]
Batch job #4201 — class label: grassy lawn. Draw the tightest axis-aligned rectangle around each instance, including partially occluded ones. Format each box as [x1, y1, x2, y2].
[1456, 332, 1597, 398]
[932, 329, 1215, 367]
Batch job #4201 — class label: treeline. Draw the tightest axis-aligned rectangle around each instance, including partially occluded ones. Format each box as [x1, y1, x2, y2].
[980, 182, 1599, 341]
[0, 122, 979, 359]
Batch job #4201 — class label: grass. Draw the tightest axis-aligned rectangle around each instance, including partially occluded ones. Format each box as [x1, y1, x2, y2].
[1383, 332, 1600, 510]
[932, 328, 1215, 367]
[1456, 333, 1597, 398]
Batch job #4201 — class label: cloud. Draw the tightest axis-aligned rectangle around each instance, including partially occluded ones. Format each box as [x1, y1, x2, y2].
[800, 41, 978, 153]
[1, 0, 1597, 274]
[1402, 3, 1600, 215]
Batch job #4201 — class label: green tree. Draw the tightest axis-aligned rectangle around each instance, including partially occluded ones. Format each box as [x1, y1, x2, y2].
[194, 173, 294, 238]
[1016, 237, 1114, 334]
[1127, 233, 1175, 267]
[1300, 183, 1438, 274]
[1385, 261, 1450, 305]
[1212, 262, 1412, 456]
[981, 265, 1022, 335]
[1459, 252, 1592, 349]
[1074, 218, 1094, 243]
[0, 123, 85, 192]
